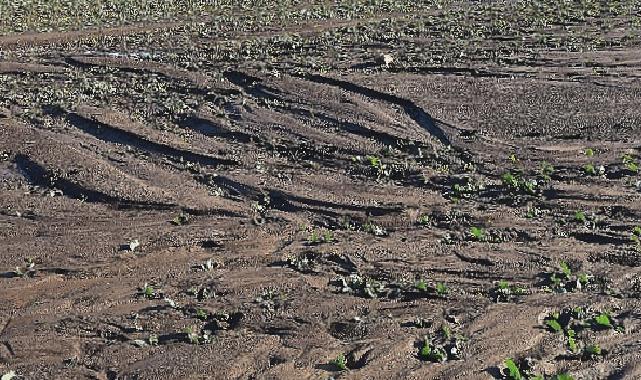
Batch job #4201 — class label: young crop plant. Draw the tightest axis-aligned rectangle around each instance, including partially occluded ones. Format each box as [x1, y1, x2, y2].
[502, 172, 520, 191]
[501, 171, 540, 196]
[450, 176, 486, 201]
[543, 307, 622, 358]
[622, 154, 639, 173]
[418, 328, 465, 363]
[540, 162, 554, 182]
[13, 258, 36, 278]
[416, 214, 431, 226]
[526, 204, 543, 219]
[336, 273, 385, 299]
[501, 358, 575, 380]
[631, 226, 641, 251]
[184, 326, 200, 344]
[416, 279, 429, 293]
[306, 228, 335, 245]
[436, 283, 448, 296]
[139, 282, 161, 299]
[540, 261, 592, 293]
[582, 344, 607, 360]
[148, 334, 159, 346]
[361, 220, 388, 236]
[469, 226, 485, 241]
[412, 278, 449, 299]
[352, 154, 397, 180]
[490, 280, 526, 303]
[574, 211, 586, 224]
[172, 211, 190, 226]
[330, 353, 348, 371]
[583, 163, 604, 176]
[196, 308, 209, 321]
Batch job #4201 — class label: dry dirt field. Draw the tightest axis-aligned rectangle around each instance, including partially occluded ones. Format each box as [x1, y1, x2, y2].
[1, 1, 641, 379]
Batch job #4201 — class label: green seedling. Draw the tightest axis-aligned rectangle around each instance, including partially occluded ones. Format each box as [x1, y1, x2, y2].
[419, 339, 447, 362]
[417, 214, 431, 226]
[330, 353, 347, 371]
[540, 162, 554, 181]
[574, 211, 586, 223]
[584, 148, 595, 157]
[501, 172, 539, 195]
[148, 334, 159, 346]
[140, 283, 157, 299]
[308, 230, 321, 244]
[307, 229, 334, 244]
[583, 344, 602, 357]
[584, 163, 604, 176]
[470, 226, 485, 241]
[196, 308, 208, 320]
[566, 328, 578, 353]
[543, 308, 623, 356]
[184, 326, 200, 344]
[622, 154, 639, 173]
[559, 261, 572, 278]
[440, 324, 451, 339]
[525, 205, 542, 219]
[436, 283, 448, 296]
[419, 340, 432, 359]
[593, 313, 613, 329]
[491, 280, 526, 303]
[546, 318, 562, 333]
[502, 172, 520, 190]
[14, 258, 36, 278]
[362, 221, 388, 236]
[542, 261, 589, 293]
[584, 163, 596, 175]
[631, 226, 641, 251]
[502, 358, 558, 379]
[503, 358, 522, 380]
[416, 279, 428, 292]
[172, 212, 190, 226]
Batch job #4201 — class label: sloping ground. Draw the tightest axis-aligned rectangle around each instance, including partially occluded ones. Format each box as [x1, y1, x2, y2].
[1, 2, 641, 379]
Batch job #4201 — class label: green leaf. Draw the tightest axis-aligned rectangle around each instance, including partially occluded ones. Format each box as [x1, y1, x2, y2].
[331, 353, 347, 371]
[594, 313, 613, 329]
[546, 319, 562, 333]
[504, 358, 522, 380]
[470, 226, 485, 240]
[436, 283, 448, 296]
[430, 347, 447, 362]
[584, 344, 602, 356]
[419, 341, 432, 359]
[555, 374, 575, 380]
[584, 164, 596, 175]
[559, 261, 572, 278]
[566, 329, 578, 353]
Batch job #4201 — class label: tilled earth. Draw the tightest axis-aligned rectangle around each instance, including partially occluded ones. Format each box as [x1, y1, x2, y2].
[1, 1, 641, 379]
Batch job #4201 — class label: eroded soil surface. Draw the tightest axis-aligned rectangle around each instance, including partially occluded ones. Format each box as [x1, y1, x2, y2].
[1, 1, 641, 379]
